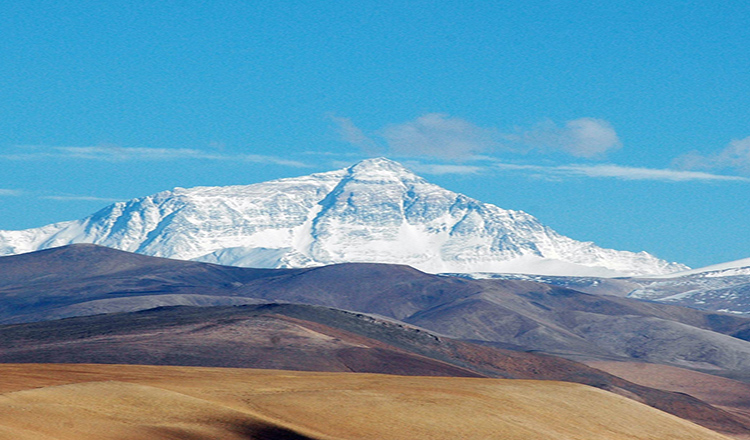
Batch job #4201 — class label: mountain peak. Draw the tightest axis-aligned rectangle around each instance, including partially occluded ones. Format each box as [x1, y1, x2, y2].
[346, 157, 420, 181]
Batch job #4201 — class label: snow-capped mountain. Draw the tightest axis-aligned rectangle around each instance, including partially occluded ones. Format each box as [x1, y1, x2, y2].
[618, 259, 750, 314]
[0, 158, 687, 276]
[454, 259, 750, 315]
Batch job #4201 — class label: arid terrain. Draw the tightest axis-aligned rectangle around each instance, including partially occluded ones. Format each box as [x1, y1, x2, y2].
[589, 361, 750, 432]
[0, 363, 735, 440]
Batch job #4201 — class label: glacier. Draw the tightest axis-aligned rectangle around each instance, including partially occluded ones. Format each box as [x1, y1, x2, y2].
[0, 157, 688, 276]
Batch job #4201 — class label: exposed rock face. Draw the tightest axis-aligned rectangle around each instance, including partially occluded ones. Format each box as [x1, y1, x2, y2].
[0, 158, 686, 276]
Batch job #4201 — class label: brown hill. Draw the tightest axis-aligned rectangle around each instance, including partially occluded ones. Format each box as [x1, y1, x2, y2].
[0, 363, 734, 440]
[588, 361, 750, 432]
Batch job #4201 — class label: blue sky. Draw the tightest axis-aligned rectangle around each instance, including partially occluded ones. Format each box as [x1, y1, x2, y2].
[2, 0, 750, 268]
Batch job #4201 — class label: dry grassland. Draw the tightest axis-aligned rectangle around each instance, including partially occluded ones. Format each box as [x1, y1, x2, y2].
[589, 361, 750, 432]
[0, 363, 733, 440]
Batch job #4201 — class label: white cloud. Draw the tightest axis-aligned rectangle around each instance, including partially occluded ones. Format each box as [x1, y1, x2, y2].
[404, 162, 484, 175]
[237, 154, 310, 168]
[674, 136, 750, 173]
[42, 195, 122, 202]
[381, 113, 496, 159]
[55, 146, 224, 161]
[0, 145, 51, 160]
[508, 118, 622, 158]
[494, 162, 748, 182]
[0, 189, 21, 196]
[561, 164, 747, 181]
[330, 116, 382, 154]
[397, 157, 740, 181]
[335, 114, 621, 160]
[1, 146, 311, 168]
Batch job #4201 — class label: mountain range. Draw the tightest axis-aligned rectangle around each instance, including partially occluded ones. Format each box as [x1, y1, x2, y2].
[0, 158, 687, 277]
[3, 244, 749, 376]
[464, 259, 750, 316]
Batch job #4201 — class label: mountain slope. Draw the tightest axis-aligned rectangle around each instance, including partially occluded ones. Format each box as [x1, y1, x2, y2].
[0, 158, 686, 276]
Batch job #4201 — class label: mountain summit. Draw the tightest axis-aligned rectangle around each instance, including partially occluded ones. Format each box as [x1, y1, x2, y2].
[0, 158, 686, 276]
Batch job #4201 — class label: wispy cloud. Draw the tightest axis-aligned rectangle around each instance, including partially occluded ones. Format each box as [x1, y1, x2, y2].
[330, 116, 382, 155]
[494, 162, 748, 182]
[237, 154, 310, 168]
[1, 145, 311, 168]
[0, 189, 22, 196]
[405, 162, 484, 175]
[0, 188, 122, 202]
[674, 136, 750, 174]
[506, 118, 622, 158]
[55, 146, 224, 161]
[398, 157, 744, 182]
[41, 194, 123, 202]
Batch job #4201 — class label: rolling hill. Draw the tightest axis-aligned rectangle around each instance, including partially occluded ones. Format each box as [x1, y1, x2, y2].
[0, 364, 735, 440]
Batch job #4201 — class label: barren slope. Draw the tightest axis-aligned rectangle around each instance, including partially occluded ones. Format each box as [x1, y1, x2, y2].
[588, 361, 750, 431]
[0, 364, 733, 440]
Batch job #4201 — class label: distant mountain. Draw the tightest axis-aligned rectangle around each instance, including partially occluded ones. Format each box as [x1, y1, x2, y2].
[0, 158, 686, 277]
[628, 270, 750, 316]
[659, 257, 750, 278]
[629, 259, 750, 314]
[467, 265, 750, 316]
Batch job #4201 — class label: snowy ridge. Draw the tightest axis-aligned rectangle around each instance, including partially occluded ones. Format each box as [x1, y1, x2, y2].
[651, 257, 750, 278]
[0, 158, 687, 276]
